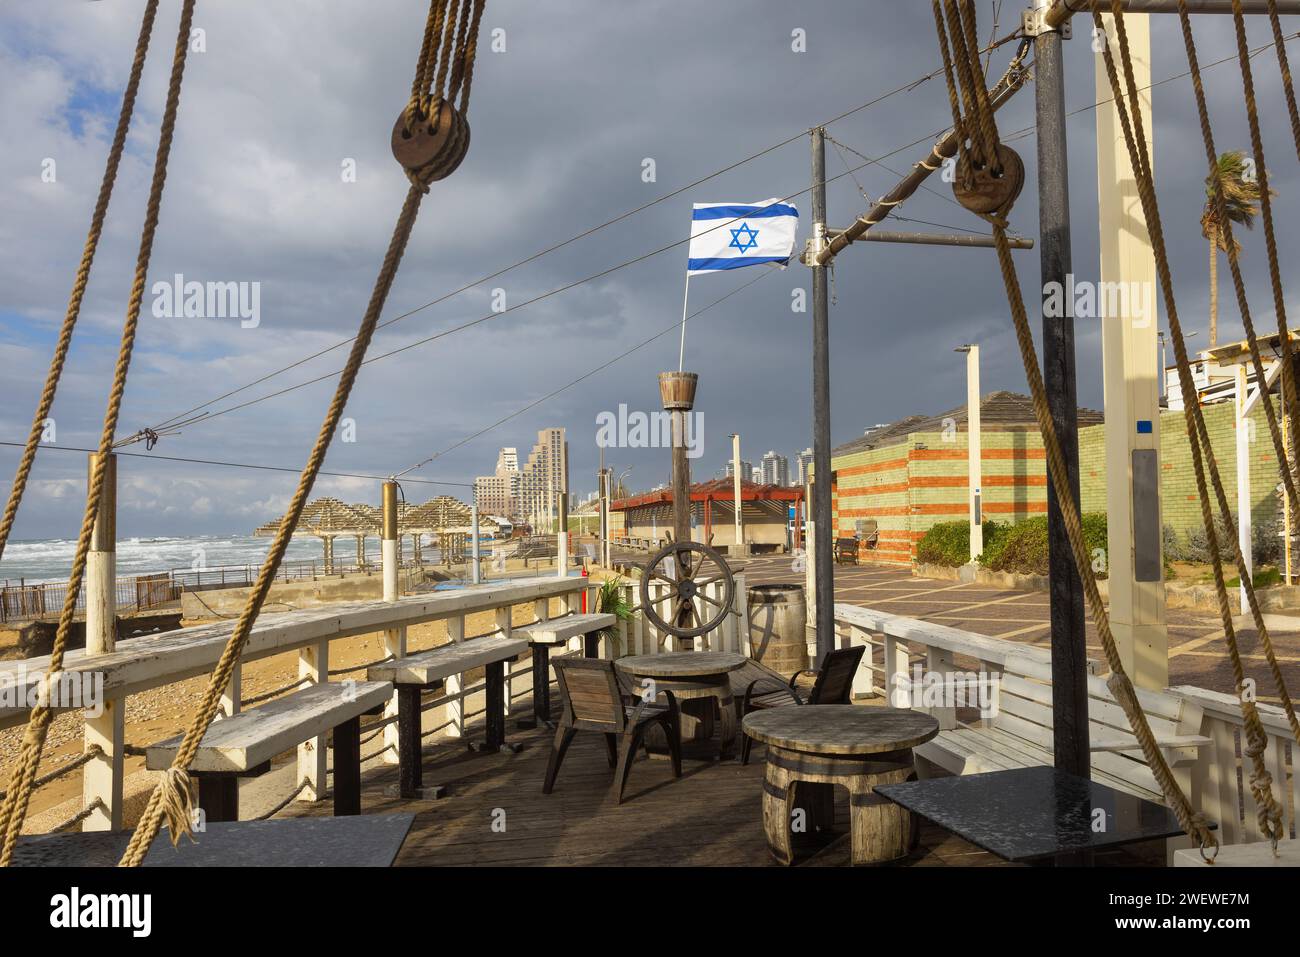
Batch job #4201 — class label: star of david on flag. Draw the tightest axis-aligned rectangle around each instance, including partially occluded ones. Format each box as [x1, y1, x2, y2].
[687, 199, 800, 275]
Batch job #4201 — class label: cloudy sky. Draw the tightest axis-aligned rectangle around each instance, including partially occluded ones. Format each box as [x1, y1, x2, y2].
[2, 0, 1298, 541]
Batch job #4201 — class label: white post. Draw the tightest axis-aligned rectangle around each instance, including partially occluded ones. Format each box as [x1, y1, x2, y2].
[963, 346, 983, 560]
[496, 605, 513, 717]
[83, 454, 122, 831]
[471, 498, 481, 585]
[1096, 10, 1168, 687]
[297, 639, 328, 801]
[380, 481, 404, 763]
[732, 432, 744, 556]
[445, 615, 465, 738]
[1237, 364, 1253, 614]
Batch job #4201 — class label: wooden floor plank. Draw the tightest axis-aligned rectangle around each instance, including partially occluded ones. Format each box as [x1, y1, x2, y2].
[281, 698, 1166, 867]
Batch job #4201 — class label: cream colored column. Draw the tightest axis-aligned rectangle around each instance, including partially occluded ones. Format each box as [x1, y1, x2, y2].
[1096, 11, 1167, 688]
[1236, 365, 1253, 614]
[83, 452, 123, 831]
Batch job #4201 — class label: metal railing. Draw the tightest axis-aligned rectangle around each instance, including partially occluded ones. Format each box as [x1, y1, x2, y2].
[0, 575, 178, 624]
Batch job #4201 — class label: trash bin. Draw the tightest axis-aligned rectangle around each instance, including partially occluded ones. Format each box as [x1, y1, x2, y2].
[746, 583, 808, 674]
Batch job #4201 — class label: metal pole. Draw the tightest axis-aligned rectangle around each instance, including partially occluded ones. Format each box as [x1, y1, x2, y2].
[811, 127, 835, 665]
[1046, 0, 1300, 28]
[1035, 5, 1091, 786]
[825, 229, 1035, 250]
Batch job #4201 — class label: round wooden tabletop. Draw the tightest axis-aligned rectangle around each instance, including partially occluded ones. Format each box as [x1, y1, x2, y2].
[614, 651, 747, 678]
[742, 705, 939, 755]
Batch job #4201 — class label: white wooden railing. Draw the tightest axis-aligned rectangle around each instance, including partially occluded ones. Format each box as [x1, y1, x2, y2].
[0, 574, 592, 833]
[1169, 685, 1299, 844]
[832, 601, 1298, 851]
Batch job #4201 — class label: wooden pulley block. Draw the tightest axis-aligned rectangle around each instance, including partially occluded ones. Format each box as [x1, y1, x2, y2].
[391, 99, 471, 183]
[952, 143, 1024, 217]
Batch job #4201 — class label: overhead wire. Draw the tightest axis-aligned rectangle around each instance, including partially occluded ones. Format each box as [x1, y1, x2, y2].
[132, 30, 1027, 443]
[393, 266, 775, 477]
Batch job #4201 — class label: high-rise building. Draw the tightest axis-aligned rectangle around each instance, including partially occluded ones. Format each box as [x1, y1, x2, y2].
[751, 466, 763, 485]
[795, 447, 814, 485]
[519, 427, 567, 531]
[476, 447, 522, 519]
[761, 450, 789, 487]
[725, 459, 754, 481]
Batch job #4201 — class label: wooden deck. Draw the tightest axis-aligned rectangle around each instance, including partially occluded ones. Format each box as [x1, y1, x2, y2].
[281, 699, 1167, 867]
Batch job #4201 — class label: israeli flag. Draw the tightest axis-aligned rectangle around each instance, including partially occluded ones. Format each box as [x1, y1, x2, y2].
[687, 199, 799, 275]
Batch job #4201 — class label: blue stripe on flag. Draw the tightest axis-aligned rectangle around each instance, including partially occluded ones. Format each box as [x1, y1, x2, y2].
[687, 256, 789, 271]
[692, 203, 799, 221]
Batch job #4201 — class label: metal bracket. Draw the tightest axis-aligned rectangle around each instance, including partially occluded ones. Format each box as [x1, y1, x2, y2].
[1022, 7, 1072, 38]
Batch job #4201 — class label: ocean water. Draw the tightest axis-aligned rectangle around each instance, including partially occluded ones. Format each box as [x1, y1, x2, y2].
[0, 535, 343, 585]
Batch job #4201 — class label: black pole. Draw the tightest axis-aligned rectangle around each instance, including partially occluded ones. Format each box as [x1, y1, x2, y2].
[811, 127, 835, 664]
[1035, 19, 1091, 781]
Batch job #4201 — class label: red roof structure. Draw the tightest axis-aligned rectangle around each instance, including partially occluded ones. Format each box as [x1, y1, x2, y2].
[610, 478, 803, 511]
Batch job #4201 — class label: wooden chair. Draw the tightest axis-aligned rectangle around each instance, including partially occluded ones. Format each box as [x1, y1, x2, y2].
[543, 657, 683, 804]
[740, 644, 867, 765]
[834, 537, 860, 565]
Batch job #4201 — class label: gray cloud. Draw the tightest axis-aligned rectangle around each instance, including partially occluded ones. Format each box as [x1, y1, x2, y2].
[2, 1, 1299, 541]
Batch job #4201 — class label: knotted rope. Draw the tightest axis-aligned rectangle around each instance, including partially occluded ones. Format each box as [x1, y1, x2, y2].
[0, 0, 197, 866]
[118, 0, 488, 867]
[0, 0, 160, 566]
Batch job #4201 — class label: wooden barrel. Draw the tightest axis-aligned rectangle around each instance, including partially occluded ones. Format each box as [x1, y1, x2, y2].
[657, 371, 698, 411]
[746, 583, 808, 675]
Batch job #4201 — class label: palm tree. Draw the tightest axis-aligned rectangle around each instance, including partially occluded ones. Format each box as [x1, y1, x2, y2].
[1200, 150, 1266, 347]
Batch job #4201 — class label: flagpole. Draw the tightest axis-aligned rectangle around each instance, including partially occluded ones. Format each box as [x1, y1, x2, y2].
[676, 272, 691, 371]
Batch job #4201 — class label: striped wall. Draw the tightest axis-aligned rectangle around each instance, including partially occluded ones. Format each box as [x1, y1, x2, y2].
[830, 429, 1048, 566]
[831, 400, 1289, 566]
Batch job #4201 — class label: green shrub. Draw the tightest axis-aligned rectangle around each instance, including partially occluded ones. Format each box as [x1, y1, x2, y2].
[916, 520, 999, 567]
[977, 513, 1109, 578]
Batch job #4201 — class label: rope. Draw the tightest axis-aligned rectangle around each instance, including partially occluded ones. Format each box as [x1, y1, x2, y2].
[1091, 0, 1288, 851]
[1178, 0, 1300, 750]
[254, 780, 310, 821]
[0, 746, 103, 801]
[49, 798, 106, 835]
[1265, 0, 1300, 162]
[0, 0, 160, 565]
[118, 0, 487, 867]
[929, 0, 1218, 857]
[0, 0, 197, 866]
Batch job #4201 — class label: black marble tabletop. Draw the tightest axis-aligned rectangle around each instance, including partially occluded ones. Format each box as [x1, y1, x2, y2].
[875, 766, 1198, 862]
[11, 813, 415, 867]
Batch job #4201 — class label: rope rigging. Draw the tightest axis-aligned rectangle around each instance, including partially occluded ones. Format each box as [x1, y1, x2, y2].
[116, 0, 488, 867]
[0, 0, 199, 866]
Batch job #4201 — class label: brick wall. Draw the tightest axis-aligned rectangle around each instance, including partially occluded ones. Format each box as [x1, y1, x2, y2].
[1078, 400, 1282, 544]
[832, 428, 1048, 566]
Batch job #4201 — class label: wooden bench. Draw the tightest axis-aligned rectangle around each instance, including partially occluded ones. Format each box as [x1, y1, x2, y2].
[912, 653, 1210, 804]
[368, 635, 528, 798]
[834, 604, 1211, 809]
[146, 680, 393, 822]
[513, 613, 615, 726]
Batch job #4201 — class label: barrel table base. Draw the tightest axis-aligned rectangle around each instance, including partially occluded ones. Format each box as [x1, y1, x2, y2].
[640, 675, 737, 760]
[761, 745, 919, 865]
